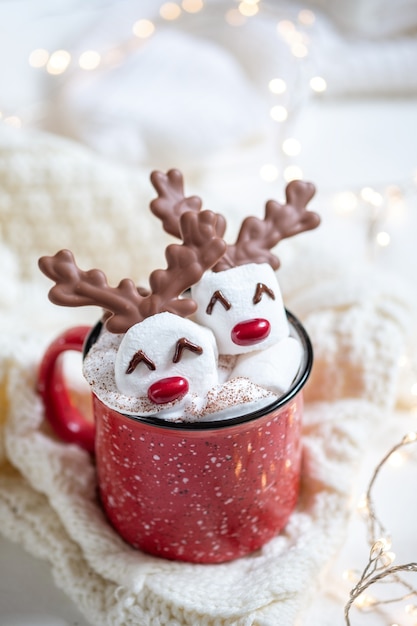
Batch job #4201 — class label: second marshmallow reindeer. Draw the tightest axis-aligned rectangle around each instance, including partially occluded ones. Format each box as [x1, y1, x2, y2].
[39, 210, 227, 409]
[150, 169, 320, 395]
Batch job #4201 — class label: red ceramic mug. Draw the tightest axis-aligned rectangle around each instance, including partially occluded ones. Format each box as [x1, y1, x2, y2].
[38, 312, 312, 564]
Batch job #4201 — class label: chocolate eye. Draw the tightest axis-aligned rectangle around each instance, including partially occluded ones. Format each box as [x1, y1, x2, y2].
[126, 350, 156, 374]
[206, 290, 232, 315]
[253, 283, 275, 305]
[173, 337, 203, 363]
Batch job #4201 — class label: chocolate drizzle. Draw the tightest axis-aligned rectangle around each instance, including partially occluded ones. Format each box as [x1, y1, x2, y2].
[253, 283, 275, 305]
[173, 337, 203, 363]
[126, 350, 156, 374]
[206, 290, 232, 315]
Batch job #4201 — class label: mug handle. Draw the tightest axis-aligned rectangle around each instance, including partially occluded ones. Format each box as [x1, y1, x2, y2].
[37, 326, 95, 453]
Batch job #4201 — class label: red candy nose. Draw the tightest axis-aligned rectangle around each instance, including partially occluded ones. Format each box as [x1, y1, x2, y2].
[231, 318, 271, 346]
[148, 376, 189, 404]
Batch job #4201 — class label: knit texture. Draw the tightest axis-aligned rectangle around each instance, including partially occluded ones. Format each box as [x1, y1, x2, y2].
[0, 129, 416, 626]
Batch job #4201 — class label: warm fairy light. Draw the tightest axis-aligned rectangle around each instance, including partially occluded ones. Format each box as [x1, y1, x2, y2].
[282, 137, 301, 156]
[160, 2, 182, 20]
[310, 76, 327, 93]
[334, 191, 358, 214]
[181, 0, 204, 13]
[405, 603, 417, 615]
[357, 496, 369, 516]
[291, 42, 308, 58]
[238, 1, 259, 17]
[380, 551, 396, 566]
[28, 48, 49, 68]
[260, 164, 279, 182]
[360, 186, 384, 207]
[268, 78, 287, 94]
[375, 231, 390, 247]
[277, 19, 309, 56]
[79, 50, 101, 70]
[277, 19, 296, 37]
[270, 105, 288, 122]
[345, 434, 417, 625]
[343, 569, 359, 582]
[284, 165, 303, 181]
[47, 49, 71, 75]
[378, 536, 392, 551]
[298, 9, 315, 25]
[354, 593, 376, 609]
[132, 19, 156, 38]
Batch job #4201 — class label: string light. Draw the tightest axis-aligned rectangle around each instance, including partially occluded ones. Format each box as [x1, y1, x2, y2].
[387, 449, 405, 468]
[31, 1, 307, 190]
[159, 2, 182, 20]
[132, 19, 156, 39]
[276, 19, 296, 38]
[78, 50, 101, 71]
[46, 49, 71, 75]
[284, 165, 303, 181]
[268, 78, 287, 94]
[282, 137, 302, 156]
[291, 41, 308, 58]
[375, 231, 391, 247]
[260, 163, 279, 182]
[344, 433, 417, 625]
[270, 105, 288, 122]
[333, 191, 358, 215]
[238, 1, 259, 17]
[360, 186, 384, 207]
[28, 48, 49, 68]
[298, 9, 315, 25]
[181, 0, 204, 13]
[310, 76, 327, 93]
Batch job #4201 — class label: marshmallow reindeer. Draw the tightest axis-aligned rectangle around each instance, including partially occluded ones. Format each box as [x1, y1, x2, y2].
[39, 210, 227, 408]
[150, 169, 320, 394]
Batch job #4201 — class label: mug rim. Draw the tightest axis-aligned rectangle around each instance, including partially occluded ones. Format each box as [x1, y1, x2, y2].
[83, 310, 313, 432]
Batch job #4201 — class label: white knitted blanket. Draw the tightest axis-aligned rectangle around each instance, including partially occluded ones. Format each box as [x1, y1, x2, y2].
[0, 129, 416, 626]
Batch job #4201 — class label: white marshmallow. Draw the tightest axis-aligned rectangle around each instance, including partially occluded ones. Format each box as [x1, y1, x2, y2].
[114, 311, 218, 403]
[191, 263, 289, 355]
[230, 336, 302, 395]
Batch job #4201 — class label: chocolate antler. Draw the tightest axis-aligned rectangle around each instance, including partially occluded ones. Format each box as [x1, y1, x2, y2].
[139, 210, 226, 320]
[150, 171, 319, 273]
[150, 169, 226, 239]
[39, 211, 227, 334]
[213, 180, 319, 272]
